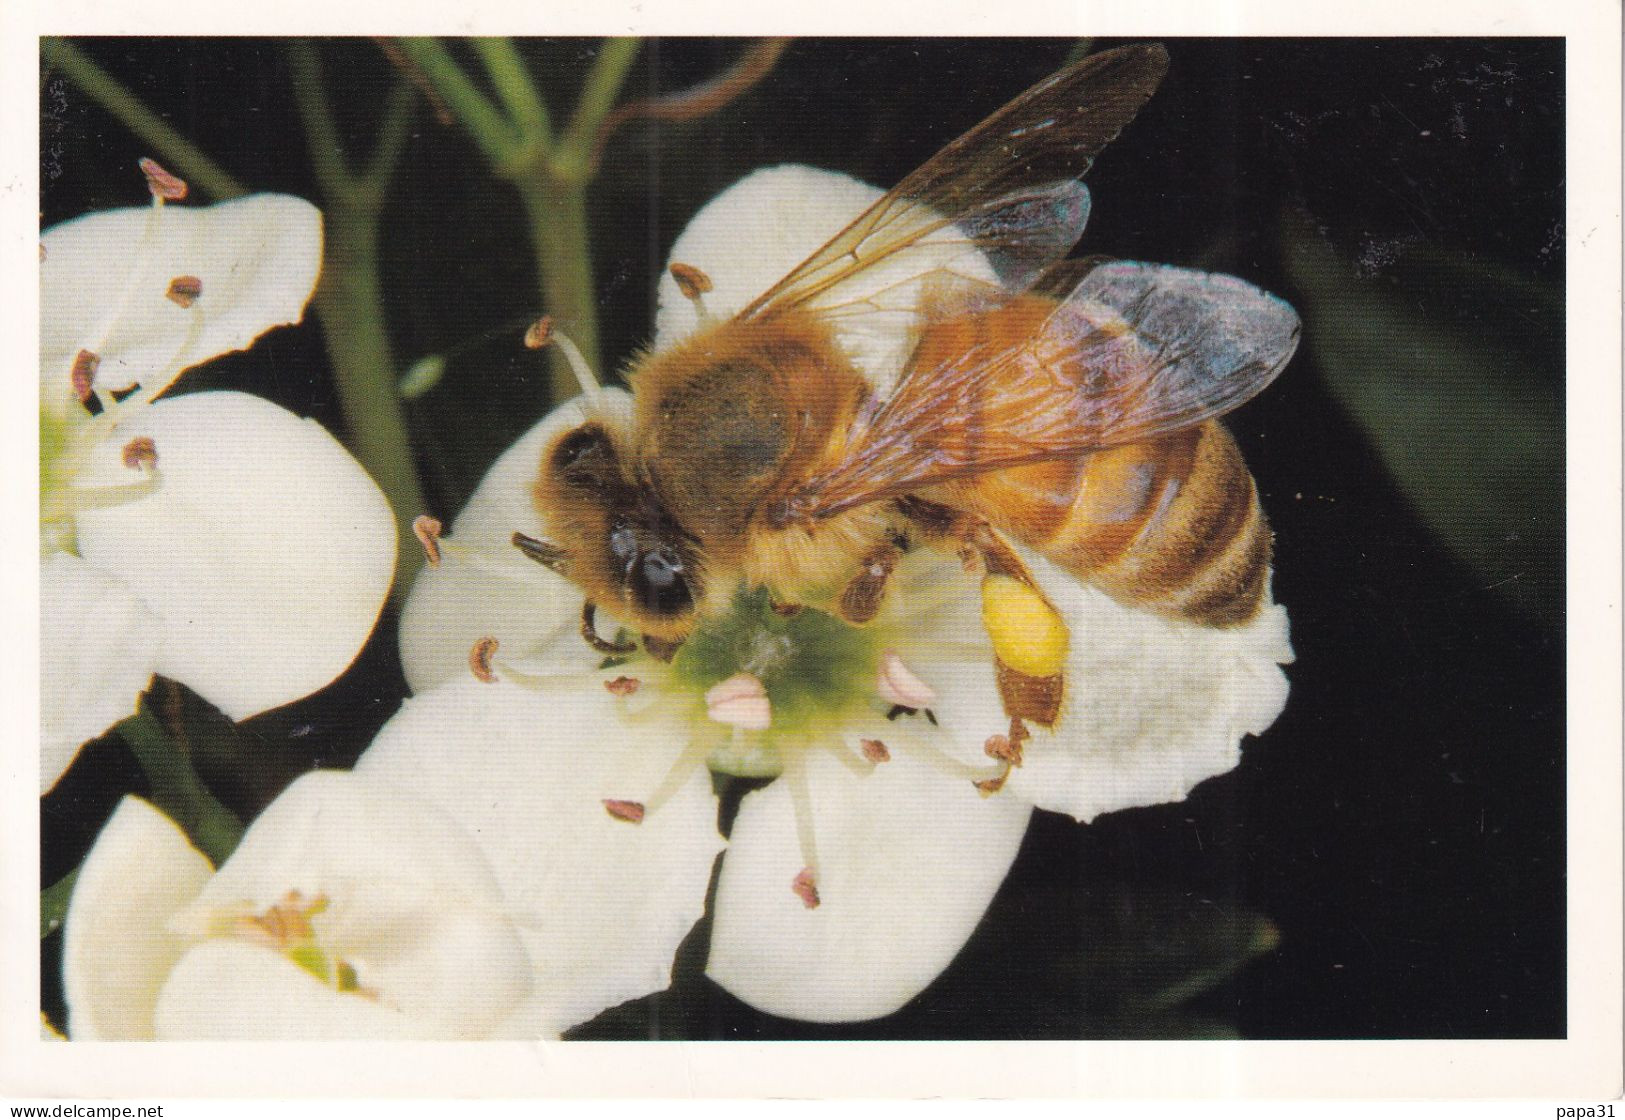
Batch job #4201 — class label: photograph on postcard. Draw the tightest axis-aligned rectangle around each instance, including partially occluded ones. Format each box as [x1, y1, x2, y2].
[37, 36, 1564, 1044]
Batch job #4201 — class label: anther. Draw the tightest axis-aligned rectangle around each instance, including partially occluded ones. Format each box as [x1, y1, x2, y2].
[974, 767, 1011, 796]
[770, 599, 804, 618]
[984, 734, 1021, 766]
[413, 516, 444, 567]
[138, 157, 188, 202]
[705, 672, 771, 730]
[604, 676, 641, 697]
[877, 650, 936, 708]
[165, 275, 203, 308]
[669, 262, 714, 300]
[120, 436, 157, 470]
[859, 738, 891, 764]
[791, 867, 821, 910]
[602, 799, 646, 824]
[524, 316, 553, 349]
[468, 636, 500, 683]
[71, 349, 100, 405]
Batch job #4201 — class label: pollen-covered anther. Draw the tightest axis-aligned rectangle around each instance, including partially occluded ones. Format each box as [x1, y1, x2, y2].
[468, 636, 500, 683]
[669, 261, 714, 300]
[791, 867, 820, 910]
[603, 799, 646, 824]
[523, 315, 553, 350]
[877, 650, 936, 708]
[973, 767, 1011, 796]
[120, 437, 158, 471]
[165, 275, 203, 308]
[983, 733, 1023, 767]
[859, 738, 891, 764]
[604, 675, 641, 697]
[412, 515, 444, 567]
[71, 349, 100, 404]
[138, 157, 188, 202]
[705, 672, 771, 730]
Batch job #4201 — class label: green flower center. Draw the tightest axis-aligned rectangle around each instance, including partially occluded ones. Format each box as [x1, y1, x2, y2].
[668, 589, 884, 777]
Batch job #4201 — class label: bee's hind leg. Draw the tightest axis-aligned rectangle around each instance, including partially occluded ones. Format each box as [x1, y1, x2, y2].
[897, 499, 1068, 764]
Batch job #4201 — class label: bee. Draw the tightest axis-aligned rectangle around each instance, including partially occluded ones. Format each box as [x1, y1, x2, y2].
[517, 43, 1299, 735]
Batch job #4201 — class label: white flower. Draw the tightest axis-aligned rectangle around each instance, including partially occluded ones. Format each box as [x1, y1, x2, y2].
[39, 178, 397, 792]
[395, 166, 1294, 1023]
[63, 774, 542, 1040]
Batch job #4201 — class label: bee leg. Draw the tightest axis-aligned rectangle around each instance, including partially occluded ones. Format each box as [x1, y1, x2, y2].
[580, 600, 637, 656]
[642, 634, 684, 662]
[836, 541, 904, 626]
[899, 498, 1066, 731]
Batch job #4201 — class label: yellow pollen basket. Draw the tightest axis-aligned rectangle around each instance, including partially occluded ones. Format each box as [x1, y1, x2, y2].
[980, 575, 1069, 678]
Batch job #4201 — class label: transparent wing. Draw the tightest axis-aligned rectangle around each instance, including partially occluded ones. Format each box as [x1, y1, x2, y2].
[737, 44, 1171, 327]
[779, 261, 1302, 522]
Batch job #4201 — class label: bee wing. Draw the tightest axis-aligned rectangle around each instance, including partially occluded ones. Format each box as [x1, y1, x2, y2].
[782, 262, 1302, 521]
[737, 44, 1170, 325]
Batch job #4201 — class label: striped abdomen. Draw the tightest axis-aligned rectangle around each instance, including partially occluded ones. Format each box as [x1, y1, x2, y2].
[912, 300, 1270, 627]
[938, 423, 1269, 626]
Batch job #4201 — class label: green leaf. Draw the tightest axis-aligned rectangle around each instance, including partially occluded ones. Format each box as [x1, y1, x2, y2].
[1280, 208, 1563, 627]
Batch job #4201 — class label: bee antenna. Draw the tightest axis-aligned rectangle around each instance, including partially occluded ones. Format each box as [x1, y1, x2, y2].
[525, 316, 602, 398]
[669, 262, 717, 327]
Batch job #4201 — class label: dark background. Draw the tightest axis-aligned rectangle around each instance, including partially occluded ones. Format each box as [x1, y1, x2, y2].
[40, 38, 1565, 1039]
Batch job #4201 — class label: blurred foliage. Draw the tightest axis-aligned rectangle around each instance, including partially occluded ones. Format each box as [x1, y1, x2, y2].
[1281, 208, 1563, 627]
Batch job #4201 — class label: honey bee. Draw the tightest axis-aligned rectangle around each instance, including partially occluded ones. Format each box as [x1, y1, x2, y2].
[517, 43, 1299, 735]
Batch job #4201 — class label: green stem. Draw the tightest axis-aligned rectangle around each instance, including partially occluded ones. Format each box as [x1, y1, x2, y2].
[556, 37, 642, 176]
[119, 705, 243, 867]
[288, 40, 426, 587]
[474, 38, 551, 139]
[393, 38, 522, 168]
[41, 37, 245, 200]
[312, 210, 427, 584]
[41, 868, 79, 939]
[518, 180, 600, 401]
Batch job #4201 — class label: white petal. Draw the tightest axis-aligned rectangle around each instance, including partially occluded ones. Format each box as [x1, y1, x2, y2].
[40, 195, 322, 416]
[63, 796, 214, 1040]
[707, 742, 1031, 1023]
[176, 770, 534, 1039]
[355, 675, 724, 1031]
[39, 552, 160, 794]
[654, 166, 998, 396]
[154, 941, 444, 1040]
[397, 393, 630, 692]
[1005, 553, 1294, 822]
[73, 391, 395, 721]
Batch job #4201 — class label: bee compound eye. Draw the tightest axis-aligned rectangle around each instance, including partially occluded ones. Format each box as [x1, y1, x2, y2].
[552, 425, 617, 487]
[609, 525, 639, 563]
[631, 546, 692, 616]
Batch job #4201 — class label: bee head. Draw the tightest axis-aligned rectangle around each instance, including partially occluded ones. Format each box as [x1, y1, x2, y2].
[530, 415, 703, 642]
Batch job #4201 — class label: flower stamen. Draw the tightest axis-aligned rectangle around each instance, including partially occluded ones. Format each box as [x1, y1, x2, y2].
[165, 275, 203, 308]
[604, 675, 641, 696]
[602, 799, 645, 823]
[785, 756, 821, 908]
[413, 515, 444, 567]
[120, 436, 157, 471]
[791, 867, 820, 910]
[138, 157, 189, 202]
[71, 350, 100, 406]
[469, 636, 500, 683]
[859, 738, 891, 763]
